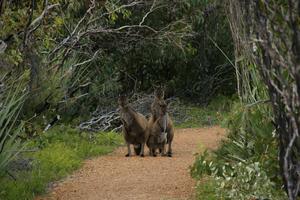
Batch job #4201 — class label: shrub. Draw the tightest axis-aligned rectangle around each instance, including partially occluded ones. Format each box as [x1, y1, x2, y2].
[214, 162, 286, 200]
[191, 101, 285, 198]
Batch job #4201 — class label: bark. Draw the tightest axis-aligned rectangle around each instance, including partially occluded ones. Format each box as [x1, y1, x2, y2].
[228, 1, 300, 199]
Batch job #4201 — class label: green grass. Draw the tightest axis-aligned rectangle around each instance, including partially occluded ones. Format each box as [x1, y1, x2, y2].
[176, 95, 236, 128]
[0, 125, 123, 200]
[196, 178, 218, 200]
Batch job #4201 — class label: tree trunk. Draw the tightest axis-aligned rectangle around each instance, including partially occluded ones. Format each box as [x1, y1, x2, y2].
[228, 1, 300, 199]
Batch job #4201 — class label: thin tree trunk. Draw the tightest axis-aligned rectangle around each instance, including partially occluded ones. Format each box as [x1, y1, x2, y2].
[228, 1, 300, 199]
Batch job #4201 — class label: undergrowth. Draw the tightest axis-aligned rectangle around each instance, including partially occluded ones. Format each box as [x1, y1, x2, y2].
[0, 126, 122, 200]
[192, 101, 287, 199]
[176, 95, 236, 128]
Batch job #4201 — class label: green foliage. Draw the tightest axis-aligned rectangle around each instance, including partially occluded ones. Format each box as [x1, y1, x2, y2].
[196, 162, 286, 200]
[114, 0, 235, 99]
[191, 101, 285, 198]
[176, 95, 236, 128]
[1, 0, 236, 132]
[0, 143, 81, 200]
[0, 126, 122, 200]
[0, 75, 28, 176]
[214, 162, 286, 200]
[196, 178, 218, 200]
[35, 125, 123, 158]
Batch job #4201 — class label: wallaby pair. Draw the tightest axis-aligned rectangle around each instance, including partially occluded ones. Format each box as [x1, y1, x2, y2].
[118, 89, 174, 157]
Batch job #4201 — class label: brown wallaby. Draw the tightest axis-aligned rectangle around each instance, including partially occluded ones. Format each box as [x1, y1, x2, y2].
[118, 95, 149, 157]
[147, 100, 174, 157]
[150, 87, 165, 122]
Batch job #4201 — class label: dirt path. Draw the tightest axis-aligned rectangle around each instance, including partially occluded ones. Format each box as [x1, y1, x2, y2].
[37, 126, 226, 200]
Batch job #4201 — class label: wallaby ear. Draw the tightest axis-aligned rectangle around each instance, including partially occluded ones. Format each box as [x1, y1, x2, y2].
[154, 87, 165, 99]
[118, 93, 126, 99]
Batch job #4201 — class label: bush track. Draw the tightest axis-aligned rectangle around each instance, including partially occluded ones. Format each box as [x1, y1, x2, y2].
[36, 127, 226, 200]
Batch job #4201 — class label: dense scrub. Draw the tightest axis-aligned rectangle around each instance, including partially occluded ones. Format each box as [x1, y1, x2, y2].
[192, 1, 300, 199]
[192, 101, 287, 199]
[0, 0, 235, 128]
[2, 0, 298, 199]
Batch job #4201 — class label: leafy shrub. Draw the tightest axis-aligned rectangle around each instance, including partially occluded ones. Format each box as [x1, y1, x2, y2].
[195, 178, 218, 200]
[215, 162, 286, 200]
[192, 101, 285, 198]
[191, 150, 232, 179]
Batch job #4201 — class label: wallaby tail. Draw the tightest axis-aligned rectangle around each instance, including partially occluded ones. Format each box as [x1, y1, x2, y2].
[134, 144, 142, 155]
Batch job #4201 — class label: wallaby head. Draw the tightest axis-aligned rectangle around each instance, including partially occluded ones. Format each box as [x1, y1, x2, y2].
[159, 101, 168, 116]
[118, 94, 129, 108]
[151, 87, 166, 122]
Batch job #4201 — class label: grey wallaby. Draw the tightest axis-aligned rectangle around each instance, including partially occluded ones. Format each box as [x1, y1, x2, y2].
[118, 95, 149, 157]
[147, 91, 174, 157]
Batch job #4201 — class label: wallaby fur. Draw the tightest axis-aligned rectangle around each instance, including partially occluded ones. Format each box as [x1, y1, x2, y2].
[150, 88, 165, 122]
[118, 95, 149, 157]
[147, 100, 174, 157]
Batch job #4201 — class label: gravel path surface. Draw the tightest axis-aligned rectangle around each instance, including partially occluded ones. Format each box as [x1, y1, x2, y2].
[37, 127, 226, 200]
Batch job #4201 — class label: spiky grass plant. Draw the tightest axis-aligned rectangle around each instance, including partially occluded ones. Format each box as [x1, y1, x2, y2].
[0, 76, 27, 176]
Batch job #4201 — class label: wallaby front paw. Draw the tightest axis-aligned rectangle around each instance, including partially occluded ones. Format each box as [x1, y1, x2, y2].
[125, 154, 130, 157]
[167, 152, 172, 157]
[140, 154, 144, 157]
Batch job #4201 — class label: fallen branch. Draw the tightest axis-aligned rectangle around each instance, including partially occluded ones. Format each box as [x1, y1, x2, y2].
[78, 94, 188, 132]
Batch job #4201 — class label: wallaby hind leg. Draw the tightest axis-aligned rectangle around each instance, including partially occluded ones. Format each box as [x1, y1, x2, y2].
[140, 143, 145, 157]
[125, 143, 132, 157]
[167, 142, 172, 157]
[151, 148, 157, 157]
[134, 144, 141, 155]
[161, 144, 167, 156]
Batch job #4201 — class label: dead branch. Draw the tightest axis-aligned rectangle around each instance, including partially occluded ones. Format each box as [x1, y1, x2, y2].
[78, 94, 188, 132]
[49, 0, 193, 66]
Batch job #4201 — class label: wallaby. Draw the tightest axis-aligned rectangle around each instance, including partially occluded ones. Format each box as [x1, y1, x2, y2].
[118, 95, 149, 157]
[147, 100, 174, 157]
[150, 87, 165, 122]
